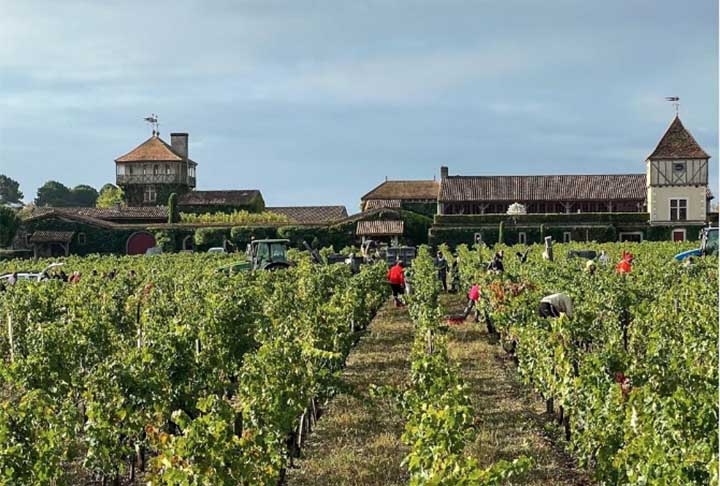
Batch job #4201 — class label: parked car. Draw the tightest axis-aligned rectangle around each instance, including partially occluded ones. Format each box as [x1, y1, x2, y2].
[0, 262, 65, 282]
[207, 247, 226, 254]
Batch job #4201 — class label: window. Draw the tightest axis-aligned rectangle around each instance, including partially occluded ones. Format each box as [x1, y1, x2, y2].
[670, 198, 687, 221]
[165, 164, 171, 175]
[673, 162, 686, 172]
[563, 232, 572, 243]
[619, 232, 643, 242]
[672, 229, 686, 242]
[153, 165, 159, 175]
[77, 233, 86, 245]
[518, 232, 527, 244]
[128, 166, 134, 175]
[144, 186, 157, 203]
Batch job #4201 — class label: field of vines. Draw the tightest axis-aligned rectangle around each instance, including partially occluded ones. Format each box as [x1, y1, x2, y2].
[0, 253, 387, 485]
[448, 241, 718, 485]
[0, 240, 717, 485]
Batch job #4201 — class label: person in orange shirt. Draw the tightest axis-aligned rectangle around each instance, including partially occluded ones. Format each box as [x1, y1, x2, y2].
[616, 251, 634, 274]
[387, 260, 406, 307]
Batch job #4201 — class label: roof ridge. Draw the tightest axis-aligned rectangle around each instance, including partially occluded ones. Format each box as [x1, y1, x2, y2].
[646, 115, 710, 160]
[115, 135, 184, 162]
[446, 173, 645, 178]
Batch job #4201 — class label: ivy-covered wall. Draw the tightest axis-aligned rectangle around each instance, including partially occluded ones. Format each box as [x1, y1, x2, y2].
[434, 212, 651, 225]
[124, 183, 190, 208]
[22, 219, 136, 255]
[178, 194, 266, 215]
[401, 201, 437, 218]
[429, 221, 703, 247]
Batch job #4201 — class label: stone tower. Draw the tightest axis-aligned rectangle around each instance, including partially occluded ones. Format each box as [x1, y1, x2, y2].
[115, 132, 197, 207]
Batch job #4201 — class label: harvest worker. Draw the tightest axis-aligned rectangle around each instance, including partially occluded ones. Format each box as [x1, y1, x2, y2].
[615, 251, 634, 274]
[435, 251, 449, 292]
[488, 250, 505, 273]
[463, 283, 482, 322]
[585, 260, 597, 275]
[598, 250, 610, 265]
[538, 293, 573, 319]
[387, 260, 406, 307]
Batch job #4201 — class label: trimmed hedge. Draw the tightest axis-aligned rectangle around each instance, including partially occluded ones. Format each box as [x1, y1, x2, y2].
[434, 212, 650, 226]
[193, 228, 228, 250]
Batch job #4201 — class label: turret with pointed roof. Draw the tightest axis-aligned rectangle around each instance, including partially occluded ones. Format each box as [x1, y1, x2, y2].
[646, 115, 710, 160]
[646, 115, 711, 225]
[115, 132, 197, 207]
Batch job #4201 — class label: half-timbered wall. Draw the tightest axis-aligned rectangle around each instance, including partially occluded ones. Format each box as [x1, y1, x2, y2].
[647, 158, 708, 186]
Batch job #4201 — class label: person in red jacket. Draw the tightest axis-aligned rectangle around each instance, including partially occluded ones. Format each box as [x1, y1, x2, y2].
[616, 251, 634, 274]
[387, 260, 406, 307]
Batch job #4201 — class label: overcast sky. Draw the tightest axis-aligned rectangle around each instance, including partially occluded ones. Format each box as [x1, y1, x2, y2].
[1, 0, 717, 212]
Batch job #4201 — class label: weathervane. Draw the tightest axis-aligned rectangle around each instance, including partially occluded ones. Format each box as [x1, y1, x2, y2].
[144, 113, 159, 136]
[664, 97, 679, 115]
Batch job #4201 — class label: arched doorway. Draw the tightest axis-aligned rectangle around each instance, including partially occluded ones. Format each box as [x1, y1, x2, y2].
[182, 235, 195, 251]
[127, 231, 156, 255]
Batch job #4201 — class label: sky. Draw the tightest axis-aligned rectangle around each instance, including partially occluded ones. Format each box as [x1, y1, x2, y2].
[1, 0, 717, 213]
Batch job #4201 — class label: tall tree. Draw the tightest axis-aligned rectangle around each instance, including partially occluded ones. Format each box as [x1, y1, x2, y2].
[35, 181, 72, 207]
[0, 175, 24, 204]
[0, 207, 19, 247]
[96, 184, 125, 208]
[71, 185, 99, 207]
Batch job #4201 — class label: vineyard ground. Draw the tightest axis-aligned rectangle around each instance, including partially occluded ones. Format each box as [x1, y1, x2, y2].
[286, 301, 412, 486]
[289, 295, 595, 485]
[441, 292, 594, 485]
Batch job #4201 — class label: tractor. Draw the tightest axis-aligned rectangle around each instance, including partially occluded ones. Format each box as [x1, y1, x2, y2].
[218, 238, 292, 273]
[674, 227, 719, 261]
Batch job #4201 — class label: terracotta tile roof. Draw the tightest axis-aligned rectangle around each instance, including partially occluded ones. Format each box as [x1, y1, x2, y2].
[178, 190, 262, 206]
[30, 206, 167, 222]
[439, 174, 646, 202]
[23, 208, 119, 229]
[29, 231, 75, 243]
[363, 199, 401, 210]
[356, 220, 404, 236]
[267, 206, 348, 223]
[115, 135, 185, 162]
[361, 180, 439, 201]
[647, 116, 710, 160]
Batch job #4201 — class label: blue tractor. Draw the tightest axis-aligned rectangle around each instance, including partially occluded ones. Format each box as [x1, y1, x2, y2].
[674, 227, 718, 261]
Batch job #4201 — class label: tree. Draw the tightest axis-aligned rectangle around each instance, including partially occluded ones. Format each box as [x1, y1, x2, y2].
[35, 181, 72, 207]
[0, 207, 19, 247]
[96, 184, 125, 208]
[167, 193, 178, 223]
[71, 185, 99, 207]
[0, 175, 24, 204]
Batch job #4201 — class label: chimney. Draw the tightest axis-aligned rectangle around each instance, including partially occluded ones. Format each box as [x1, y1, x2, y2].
[170, 133, 189, 159]
[440, 166, 448, 179]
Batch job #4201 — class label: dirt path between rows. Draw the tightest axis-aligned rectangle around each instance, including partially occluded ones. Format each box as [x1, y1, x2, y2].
[286, 301, 412, 486]
[288, 296, 593, 485]
[442, 293, 593, 485]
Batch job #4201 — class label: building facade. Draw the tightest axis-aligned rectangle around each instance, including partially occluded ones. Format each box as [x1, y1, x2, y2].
[115, 132, 197, 206]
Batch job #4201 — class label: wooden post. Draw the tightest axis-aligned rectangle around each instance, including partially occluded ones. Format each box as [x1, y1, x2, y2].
[544, 236, 554, 262]
[7, 312, 14, 363]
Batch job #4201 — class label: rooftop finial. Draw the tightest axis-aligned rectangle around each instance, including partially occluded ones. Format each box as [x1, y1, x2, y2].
[144, 113, 159, 136]
[665, 97, 680, 116]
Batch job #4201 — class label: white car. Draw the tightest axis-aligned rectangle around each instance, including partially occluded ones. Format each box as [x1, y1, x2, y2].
[207, 247, 226, 254]
[0, 262, 65, 282]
